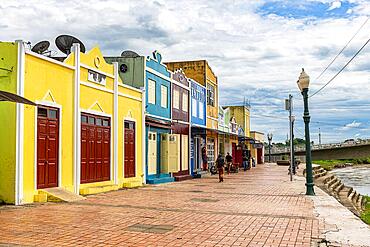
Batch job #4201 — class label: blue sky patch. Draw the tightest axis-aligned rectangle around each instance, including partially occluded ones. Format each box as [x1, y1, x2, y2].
[257, 1, 357, 19]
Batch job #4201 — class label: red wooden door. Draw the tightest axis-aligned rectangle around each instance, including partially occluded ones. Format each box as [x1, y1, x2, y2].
[124, 121, 135, 178]
[37, 106, 59, 189]
[235, 146, 243, 167]
[232, 143, 237, 163]
[257, 148, 263, 164]
[81, 113, 110, 183]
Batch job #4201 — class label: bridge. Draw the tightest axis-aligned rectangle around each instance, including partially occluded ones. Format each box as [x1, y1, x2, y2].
[268, 140, 370, 161]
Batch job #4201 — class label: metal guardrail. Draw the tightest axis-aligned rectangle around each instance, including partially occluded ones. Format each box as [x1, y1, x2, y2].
[270, 139, 370, 154]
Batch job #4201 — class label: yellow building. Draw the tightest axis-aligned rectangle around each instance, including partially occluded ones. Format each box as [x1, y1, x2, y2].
[166, 60, 219, 166]
[227, 105, 251, 138]
[250, 131, 265, 165]
[0, 41, 144, 204]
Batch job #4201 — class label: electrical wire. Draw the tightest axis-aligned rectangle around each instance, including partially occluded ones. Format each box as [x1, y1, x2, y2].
[309, 37, 370, 98]
[314, 17, 369, 81]
[293, 126, 305, 138]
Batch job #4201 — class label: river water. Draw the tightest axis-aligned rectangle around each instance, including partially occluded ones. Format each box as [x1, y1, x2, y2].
[330, 165, 370, 196]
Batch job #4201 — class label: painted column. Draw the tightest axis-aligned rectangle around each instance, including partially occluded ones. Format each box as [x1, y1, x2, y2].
[113, 62, 119, 185]
[15, 40, 25, 205]
[140, 87, 146, 184]
[72, 43, 81, 194]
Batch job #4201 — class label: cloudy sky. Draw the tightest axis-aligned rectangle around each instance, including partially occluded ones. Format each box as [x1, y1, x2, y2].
[1, 0, 370, 143]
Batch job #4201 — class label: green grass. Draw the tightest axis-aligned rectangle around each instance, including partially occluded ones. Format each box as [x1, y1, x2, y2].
[361, 196, 370, 225]
[313, 158, 370, 171]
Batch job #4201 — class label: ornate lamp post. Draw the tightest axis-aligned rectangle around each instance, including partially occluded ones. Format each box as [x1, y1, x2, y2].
[267, 133, 273, 163]
[297, 68, 315, 195]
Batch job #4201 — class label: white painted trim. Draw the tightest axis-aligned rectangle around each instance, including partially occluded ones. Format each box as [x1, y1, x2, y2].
[123, 118, 138, 178]
[141, 79, 146, 185]
[72, 44, 81, 195]
[34, 101, 63, 191]
[118, 92, 142, 102]
[119, 83, 143, 93]
[80, 81, 114, 94]
[81, 108, 112, 118]
[88, 101, 105, 112]
[146, 67, 171, 82]
[207, 116, 218, 121]
[191, 123, 207, 128]
[173, 120, 190, 125]
[42, 90, 56, 102]
[146, 113, 171, 122]
[15, 40, 25, 205]
[113, 62, 119, 185]
[142, 63, 147, 184]
[80, 63, 114, 78]
[25, 50, 75, 70]
[171, 78, 190, 91]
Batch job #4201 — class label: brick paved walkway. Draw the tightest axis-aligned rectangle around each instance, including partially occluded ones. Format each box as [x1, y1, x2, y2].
[0, 164, 321, 247]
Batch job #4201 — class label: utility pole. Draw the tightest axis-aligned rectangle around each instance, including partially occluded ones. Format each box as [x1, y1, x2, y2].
[319, 128, 322, 147]
[292, 117, 296, 175]
[267, 133, 273, 163]
[285, 95, 294, 181]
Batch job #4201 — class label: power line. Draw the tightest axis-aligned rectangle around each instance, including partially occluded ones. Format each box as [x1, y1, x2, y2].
[250, 114, 287, 120]
[309, 36, 370, 98]
[293, 126, 305, 138]
[314, 17, 369, 81]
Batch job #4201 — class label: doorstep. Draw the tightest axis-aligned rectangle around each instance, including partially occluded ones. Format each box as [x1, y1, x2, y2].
[79, 183, 119, 195]
[174, 174, 193, 182]
[146, 174, 175, 184]
[122, 177, 143, 188]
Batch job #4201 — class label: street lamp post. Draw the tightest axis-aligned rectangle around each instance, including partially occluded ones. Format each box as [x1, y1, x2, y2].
[297, 68, 315, 196]
[267, 133, 273, 163]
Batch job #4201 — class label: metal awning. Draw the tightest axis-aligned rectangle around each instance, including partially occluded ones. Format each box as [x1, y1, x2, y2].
[0, 90, 36, 105]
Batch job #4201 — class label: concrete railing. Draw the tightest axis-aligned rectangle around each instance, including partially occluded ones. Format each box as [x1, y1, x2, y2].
[270, 139, 370, 154]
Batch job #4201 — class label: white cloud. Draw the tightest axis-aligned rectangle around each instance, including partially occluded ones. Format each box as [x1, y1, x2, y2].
[328, 1, 342, 11]
[340, 120, 362, 130]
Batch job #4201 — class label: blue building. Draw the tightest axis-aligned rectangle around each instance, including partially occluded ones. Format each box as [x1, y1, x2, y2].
[106, 50, 175, 184]
[189, 79, 207, 177]
[145, 51, 175, 184]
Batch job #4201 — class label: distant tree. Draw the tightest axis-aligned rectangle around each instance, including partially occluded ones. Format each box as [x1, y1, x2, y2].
[294, 138, 306, 145]
[273, 142, 286, 148]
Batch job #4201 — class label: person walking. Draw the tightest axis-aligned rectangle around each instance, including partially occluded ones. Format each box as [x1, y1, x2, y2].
[225, 152, 233, 174]
[242, 152, 248, 171]
[216, 154, 225, 182]
[201, 147, 208, 171]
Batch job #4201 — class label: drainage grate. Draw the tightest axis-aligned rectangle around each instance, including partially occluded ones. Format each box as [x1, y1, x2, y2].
[188, 190, 204, 193]
[124, 223, 175, 234]
[191, 198, 220, 203]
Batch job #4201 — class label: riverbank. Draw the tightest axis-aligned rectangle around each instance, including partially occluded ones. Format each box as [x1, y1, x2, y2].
[313, 158, 370, 171]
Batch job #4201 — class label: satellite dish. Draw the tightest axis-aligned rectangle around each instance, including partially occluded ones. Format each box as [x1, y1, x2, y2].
[31, 41, 50, 54]
[121, 50, 140, 58]
[55, 35, 86, 55]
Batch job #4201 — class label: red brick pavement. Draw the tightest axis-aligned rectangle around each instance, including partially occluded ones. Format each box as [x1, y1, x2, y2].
[0, 164, 322, 247]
